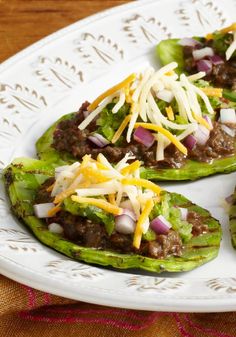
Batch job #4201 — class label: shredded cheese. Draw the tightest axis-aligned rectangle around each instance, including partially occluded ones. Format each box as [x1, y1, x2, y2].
[71, 196, 123, 215]
[47, 204, 62, 217]
[226, 31, 236, 60]
[111, 114, 131, 143]
[121, 178, 162, 195]
[192, 112, 212, 131]
[220, 23, 236, 34]
[134, 123, 188, 155]
[108, 194, 116, 205]
[205, 33, 213, 40]
[120, 160, 141, 176]
[133, 199, 154, 249]
[165, 106, 174, 121]
[79, 166, 111, 183]
[88, 73, 136, 112]
[201, 87, 223, 97]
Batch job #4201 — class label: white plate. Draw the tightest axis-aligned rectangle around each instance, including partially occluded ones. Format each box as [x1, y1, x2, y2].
[0, 0, 236, 312]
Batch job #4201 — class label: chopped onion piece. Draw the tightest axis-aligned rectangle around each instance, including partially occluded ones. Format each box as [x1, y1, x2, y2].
[88, 133, 110, 148]
[221, 125, 235, 137]
[133, 126, 155, 148]
[178, 207, 188, 221]
[192, 47, 214, 61]
[193, 125, 210, 146]
[122, 208, 137, 221]
[156, 89, 174, 103]
[178, 38, 201, 47]
[183, 134, 197, 150]
[197, 59, 212, 74]
[83, 110, 90, 118]
[208, 55, 224, 65]
[115, 214, 136, 234]
[48, 223, 64, 234]
[34, 203, 55, 218]
[150, 215, 172, 235]
[225, 194, 233, 205]
[220, 108, 236, 124]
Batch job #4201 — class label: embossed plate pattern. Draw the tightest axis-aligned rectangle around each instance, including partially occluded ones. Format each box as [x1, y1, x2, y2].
[0, 0, 236, 312]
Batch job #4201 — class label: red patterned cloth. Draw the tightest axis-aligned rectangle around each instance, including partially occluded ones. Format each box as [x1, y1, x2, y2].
[1, 275, 236, 337]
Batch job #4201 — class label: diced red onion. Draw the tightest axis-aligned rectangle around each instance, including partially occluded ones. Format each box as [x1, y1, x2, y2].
[194, 125, 210, 146]
[183, 134, 197, 150]
[150, 215, 172, 235]
[48, 222, 64, 234]
[197, 59, 212, 74]
[220, 108, 236, 124]
[208, 55, 224, 65]
[133, 126, 155, 148]
[34, 203, 55, 218]
[225, 194, 234, 205]
[156, 89, 174, 103]
[115, 214, 136, 234]
[88, 133, 110, 148]
[121, 208, 137, 221]
[192, 47, 214, 61]
[178, 207, 188, 221]
[83, 110, 90, 118]
[178, 38, 201, 47]
[221, 125, 235, 137]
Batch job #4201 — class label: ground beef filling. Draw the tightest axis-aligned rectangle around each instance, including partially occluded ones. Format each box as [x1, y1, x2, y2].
[52, 103, 235, 168]
[183, 44, 236, 90]
[187, 211, 208, 236]
[35, 180, 184, 259]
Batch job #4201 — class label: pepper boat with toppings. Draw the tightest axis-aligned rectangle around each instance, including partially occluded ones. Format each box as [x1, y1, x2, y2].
[4, 154, 221, 273]
[36, 62, 236, 181]
[157, 23, 236, 101]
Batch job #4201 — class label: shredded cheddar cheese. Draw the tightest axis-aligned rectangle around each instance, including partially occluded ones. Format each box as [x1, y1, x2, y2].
[108, 194, 117, 205]
[111, 114, 131, 143]
[192, 113, 212, 131]
[71, 196, 123, 215]
[121, 178, 162, 195]
[201, 87, 223, 98]
[46, 183, 55, 193]
[88, 73, 136, 112]
[133, 199, 154, 249]
[220, 22, 236, 34]
[165, 106, 174, 121]
[47, 204, 62, 217]
[120, 160, 141, 175]
[205, 33, 213, 40]
[79, 166, 111, 184]
[134, 123, 188, 155]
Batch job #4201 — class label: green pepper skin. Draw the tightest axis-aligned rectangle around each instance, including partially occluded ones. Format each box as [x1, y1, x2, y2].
[36, 113, 236, 181]
[229, 187, 236, 249]
[3, 158, 222, 273]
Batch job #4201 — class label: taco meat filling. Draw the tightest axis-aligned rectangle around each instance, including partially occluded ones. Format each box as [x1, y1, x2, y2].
[183, 42, 236, 90]
[52, 102, 235, 169]
[35, 179, 208, 259]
